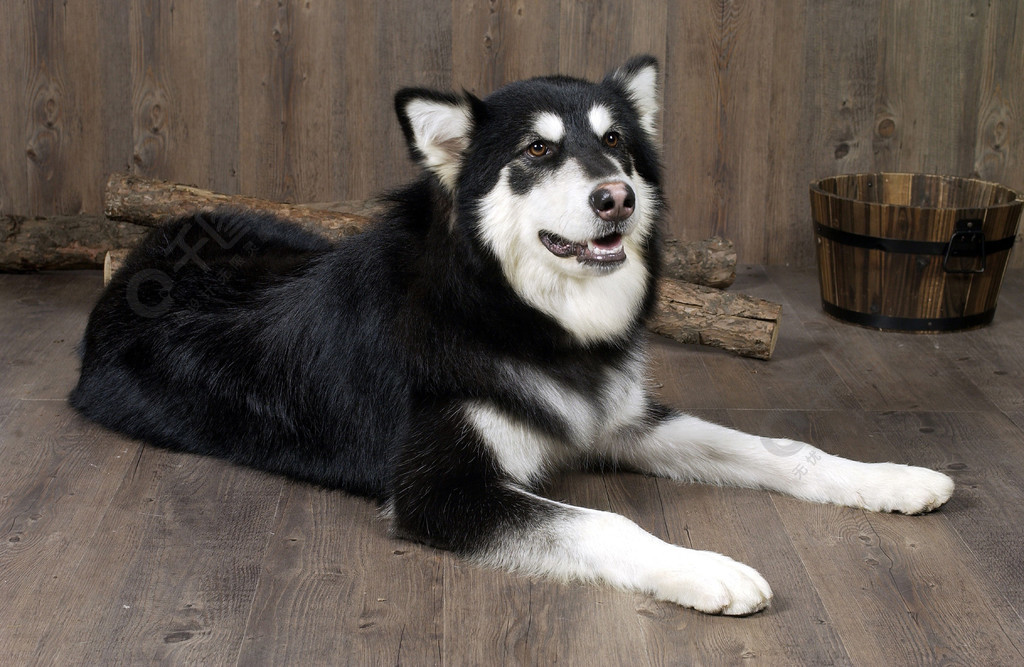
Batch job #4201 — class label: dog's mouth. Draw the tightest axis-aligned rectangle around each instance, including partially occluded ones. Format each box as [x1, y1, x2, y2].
[539, 231, 626, 266]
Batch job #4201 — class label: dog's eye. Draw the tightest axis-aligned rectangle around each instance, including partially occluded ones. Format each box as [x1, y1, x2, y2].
[526, 141, 550, 158]
[603, 131, 620, 148]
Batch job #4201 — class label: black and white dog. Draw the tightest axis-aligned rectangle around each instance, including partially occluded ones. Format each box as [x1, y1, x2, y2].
[72, 57, 953, 615]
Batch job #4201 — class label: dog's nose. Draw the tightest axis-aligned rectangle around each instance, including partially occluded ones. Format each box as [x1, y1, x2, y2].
[589, 182, 636, 222]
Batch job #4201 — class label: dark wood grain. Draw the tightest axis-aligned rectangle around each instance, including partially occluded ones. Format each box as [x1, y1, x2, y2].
[129, 1, 173, 180]
[26, 1, 70, 215]
[648, 267, 860, 412]
[0, 402, 138, 664]
[663, 0, 730, 245]
[236, 0, 334, 205]
[451, 0, 561, 98]
[4, 1, 1023, 267]
[729, 407, 1024, 665]
[330, 2, 383, 200]
[237, 484, 445, 664]
[763, 0, 812, 268]
[0, 271, 99, 400]
[766, 265, 1014, 413]
[34, 448, 284, 664]
[199, 0, 241, 196]
[0, 2, 29, 215]
[128, 0, 240, 194]
[875, 2, 987, 177]
[664, 1, 775, 264]
[973, 2, 1024, 189]
[785, 0, 881, 267]
[558, 0, 668, 79]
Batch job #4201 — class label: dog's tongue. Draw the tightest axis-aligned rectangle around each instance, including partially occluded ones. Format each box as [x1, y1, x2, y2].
[580, 233, 625, 263]
[590, 233, 622, 250]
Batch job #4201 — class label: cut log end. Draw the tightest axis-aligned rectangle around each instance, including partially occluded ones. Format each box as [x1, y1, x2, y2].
[104, 248, 130, 285]
[648, 278, 782, 360]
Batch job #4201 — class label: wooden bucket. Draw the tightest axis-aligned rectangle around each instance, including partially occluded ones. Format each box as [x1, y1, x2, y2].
[811, 173, 1021, 332]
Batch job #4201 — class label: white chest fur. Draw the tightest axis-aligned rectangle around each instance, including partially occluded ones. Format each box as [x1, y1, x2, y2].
[464, 355, 650, 486]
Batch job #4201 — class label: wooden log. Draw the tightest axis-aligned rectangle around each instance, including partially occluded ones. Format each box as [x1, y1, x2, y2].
[663, 236, 736, 289]
[104, 173, 372, 239]
[648, 278, 781, 360]
[1, 214, 149, 271]
[1, 177, 737, 289]
[103, 174, 736, 287]
[0, 202, 378, 272]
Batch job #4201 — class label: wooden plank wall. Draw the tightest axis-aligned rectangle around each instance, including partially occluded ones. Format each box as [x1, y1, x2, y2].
[1, 0, 1021, 268]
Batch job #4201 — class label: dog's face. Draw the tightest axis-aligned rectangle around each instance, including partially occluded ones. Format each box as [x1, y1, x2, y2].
[396, 57, 663, 343]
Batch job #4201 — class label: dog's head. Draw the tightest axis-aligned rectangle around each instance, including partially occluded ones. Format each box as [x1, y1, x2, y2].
[396, 57, 663, 343]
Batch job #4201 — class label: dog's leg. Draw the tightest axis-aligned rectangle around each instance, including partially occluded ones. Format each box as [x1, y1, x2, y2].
[390, 402, 772, 615]
[486, 492, 773, 615]
[603, 404, 954, 515]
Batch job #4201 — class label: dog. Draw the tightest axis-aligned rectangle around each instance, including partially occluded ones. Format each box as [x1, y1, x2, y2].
[71, 56, 954, 615]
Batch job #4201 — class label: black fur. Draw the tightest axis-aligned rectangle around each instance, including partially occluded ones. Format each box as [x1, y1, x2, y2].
[71, 56, 665, 555]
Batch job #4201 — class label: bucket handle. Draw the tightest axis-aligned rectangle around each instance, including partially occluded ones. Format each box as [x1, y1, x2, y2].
[943, 219, 985, 274]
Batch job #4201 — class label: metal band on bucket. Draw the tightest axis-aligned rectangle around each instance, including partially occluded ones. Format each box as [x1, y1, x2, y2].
[813, 222, 1016, 257]
[820, 300, 996, 332]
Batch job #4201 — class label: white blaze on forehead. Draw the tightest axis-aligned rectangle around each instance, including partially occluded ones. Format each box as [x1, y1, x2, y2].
[588, 104, 614, 137]
[533, 111, 565, 142]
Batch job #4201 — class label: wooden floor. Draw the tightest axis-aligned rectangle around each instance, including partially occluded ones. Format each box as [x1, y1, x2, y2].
[1, 267, 1023, 666]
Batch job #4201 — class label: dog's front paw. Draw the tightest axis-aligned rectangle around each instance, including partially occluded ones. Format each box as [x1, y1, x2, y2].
[648, 550, 772, 615]
[854, 463, 954, 514]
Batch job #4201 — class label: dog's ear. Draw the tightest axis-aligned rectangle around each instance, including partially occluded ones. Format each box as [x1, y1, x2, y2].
[605, 55, 660, 138]
[395, 89, 478, 191]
